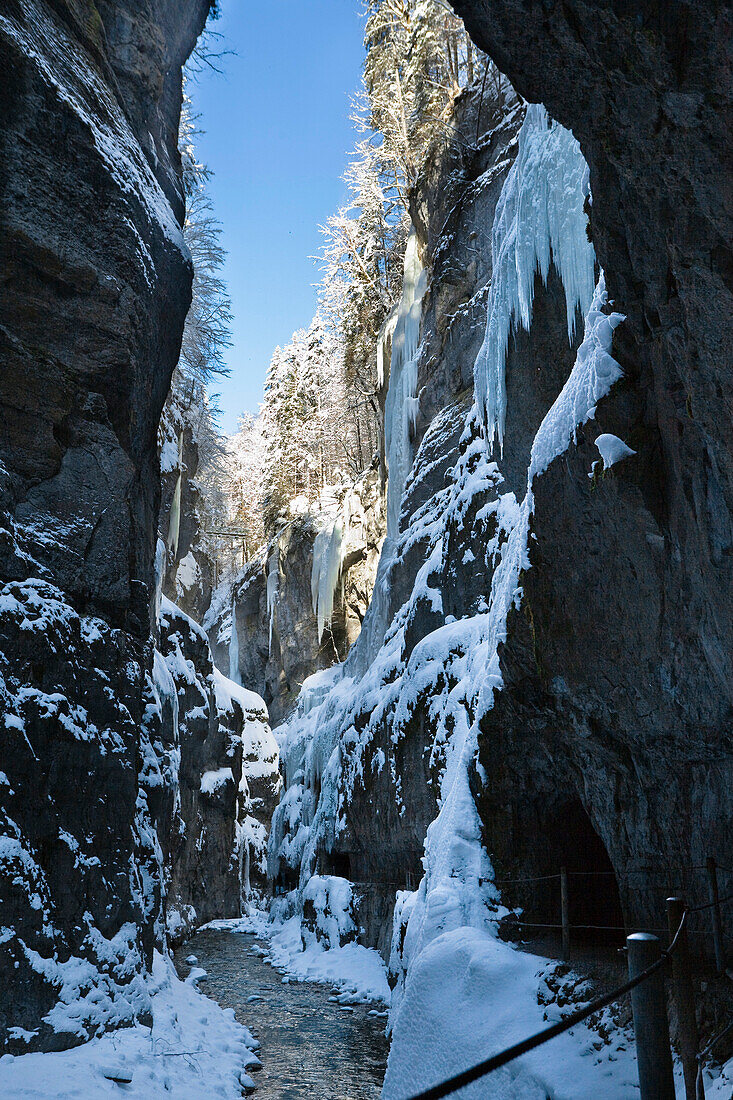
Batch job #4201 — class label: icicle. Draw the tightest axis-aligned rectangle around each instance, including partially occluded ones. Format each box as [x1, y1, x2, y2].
[311, 517, 344, 643]
[228, 600, 240, 685]
[474, 104, 596, 453]
[166, 430, 184, 557]
[266, 544, 280, 655]
[384, 230, 427, 539]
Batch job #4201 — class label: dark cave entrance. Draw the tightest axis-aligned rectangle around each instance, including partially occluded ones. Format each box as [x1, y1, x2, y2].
[322, 849, 352, 880]
[544, 798, 626, 944]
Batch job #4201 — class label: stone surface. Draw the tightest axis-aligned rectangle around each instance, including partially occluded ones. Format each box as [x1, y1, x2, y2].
[0, 0, 209, 1052]
[444, 0, 733, 927]
[155, 600, 242, 942]
[159, 421, 213, 624]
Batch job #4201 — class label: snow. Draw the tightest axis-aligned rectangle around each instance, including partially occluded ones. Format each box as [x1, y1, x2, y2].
[383, 928, 639, 1100]
[159, 436, 179, 474]
[595, 432, 637, 470]
[474, 104, 596, 454]
[213, 668, 268, 720]
[0, 952, 260, 1099]
[268, 917, 390, 1004]
[200, 768, 234, 796]
[205, 907, 390, 1006]
[175, 551, 200, 600]
[301, 875, 356, 951]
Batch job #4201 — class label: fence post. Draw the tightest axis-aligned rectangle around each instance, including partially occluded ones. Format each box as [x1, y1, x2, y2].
[705, 858, 725, 974]
[627, 933, 675, 1100]
[560, 866, 570, 958]
[667, 897, 702, 1100]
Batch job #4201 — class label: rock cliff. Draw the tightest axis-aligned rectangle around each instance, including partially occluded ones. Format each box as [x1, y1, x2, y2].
[268, 22, 731, 995]
[209, 463, 385, 727]
[446, 0, 733, 923]
[0, 0, 210, 1053]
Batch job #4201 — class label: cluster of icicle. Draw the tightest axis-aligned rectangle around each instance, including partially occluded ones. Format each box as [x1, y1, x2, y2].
[311, 513, 345, 644]
[474, 103, 596, 453]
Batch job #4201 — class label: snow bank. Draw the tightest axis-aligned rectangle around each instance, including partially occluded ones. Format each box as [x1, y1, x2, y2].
[200, 768, 234, 796]
[206, 908, 390, 1005]
[267, 915, 390, 1004]
[384, 928, 639, 1099]
[0, 952, 259, 1099]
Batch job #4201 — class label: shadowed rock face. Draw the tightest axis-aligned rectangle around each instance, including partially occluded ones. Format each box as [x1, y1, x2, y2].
[446, 0, 732, 919]
[0, 0, 209, 1052]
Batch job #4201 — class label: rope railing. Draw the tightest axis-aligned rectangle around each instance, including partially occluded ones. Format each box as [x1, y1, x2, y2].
[404, 911, 690, 1100]
[399, 880, 732, 1100]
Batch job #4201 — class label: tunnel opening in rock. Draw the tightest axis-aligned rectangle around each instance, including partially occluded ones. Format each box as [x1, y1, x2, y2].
[323, 849, 352, 880]
[544, 798, 625, 944]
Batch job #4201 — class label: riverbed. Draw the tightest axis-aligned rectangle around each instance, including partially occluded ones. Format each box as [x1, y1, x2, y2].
[175, 929, 389, 1099]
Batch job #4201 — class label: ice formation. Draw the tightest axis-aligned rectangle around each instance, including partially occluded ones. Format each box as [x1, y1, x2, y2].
[384, 230, 427, 539]
[266, 543, 280, 655]
[228, 600, 240, 685]
[311, 514, 345, 642]
[474, 104, 596, 453]
[377, 306, 399, 390]
[165, 432, 184, 559]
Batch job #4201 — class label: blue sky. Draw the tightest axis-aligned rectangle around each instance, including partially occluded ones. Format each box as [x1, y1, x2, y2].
[189, 0, 365, 432]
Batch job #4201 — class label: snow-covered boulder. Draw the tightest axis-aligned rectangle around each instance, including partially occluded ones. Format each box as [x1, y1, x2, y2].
[301, 875, 358, 951]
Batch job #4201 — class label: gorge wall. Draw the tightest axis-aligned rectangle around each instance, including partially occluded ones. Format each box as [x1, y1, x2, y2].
[0, 0, 216, 1053]
[211, 464, 385, 728]
[266, 17, 732, 1084]
[0, 0, 730, 1079]
[449, 0, 733, 919]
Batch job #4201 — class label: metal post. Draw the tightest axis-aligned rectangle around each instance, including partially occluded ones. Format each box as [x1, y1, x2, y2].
[627, 933, 675, 1100]
[706, 857, 725, 974]
[560, 866, 570, 958]
[667, 897, 702, 1100]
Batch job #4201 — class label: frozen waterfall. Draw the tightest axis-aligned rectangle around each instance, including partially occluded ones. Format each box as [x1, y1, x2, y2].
[473, 103, 596, 454]
[228, 600, 240, 685]
[384, 229, 427, 540]
[311, 514, 345, 643]
[165, 431, 184, 558]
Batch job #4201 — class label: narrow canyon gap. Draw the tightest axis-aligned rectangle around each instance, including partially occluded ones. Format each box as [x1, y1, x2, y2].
[0, 1, 731, 1098]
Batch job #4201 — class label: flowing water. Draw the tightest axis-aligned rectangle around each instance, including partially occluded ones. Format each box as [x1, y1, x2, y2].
[174, 930, 389, 1099]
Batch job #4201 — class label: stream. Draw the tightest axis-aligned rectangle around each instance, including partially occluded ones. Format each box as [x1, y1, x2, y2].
[174, 930, 389, 1099]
